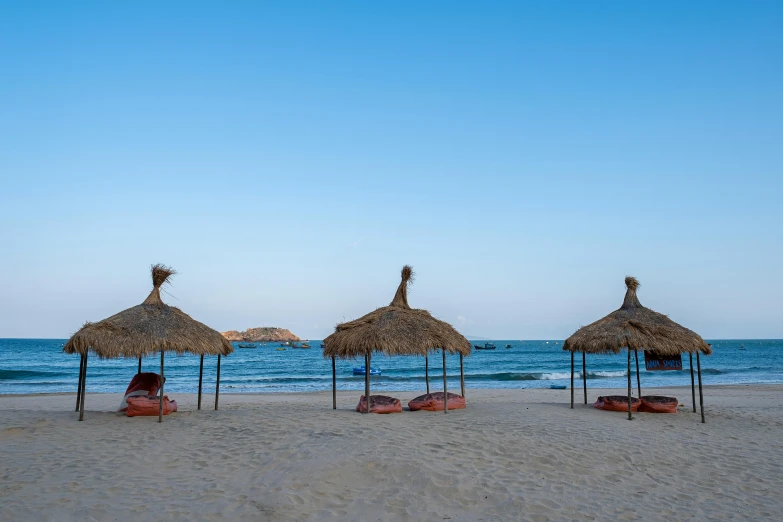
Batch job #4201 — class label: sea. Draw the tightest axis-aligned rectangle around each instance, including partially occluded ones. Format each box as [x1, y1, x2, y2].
[1, 339, 781, 395]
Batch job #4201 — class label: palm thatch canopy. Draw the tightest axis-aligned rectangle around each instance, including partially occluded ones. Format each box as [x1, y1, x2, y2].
[323, 266, 471, 359]
[563, 276, 711, 356]
[63, 265, 233, 359]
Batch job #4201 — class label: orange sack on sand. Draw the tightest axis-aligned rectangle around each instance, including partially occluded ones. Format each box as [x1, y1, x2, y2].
[356, 395, 402, 414]
[594, 395, 641, 412]
[408, 392, 466, 411]
[119, 373, 162, 411]
[639, 395, 678, 413]
[126, 396, 178, 417]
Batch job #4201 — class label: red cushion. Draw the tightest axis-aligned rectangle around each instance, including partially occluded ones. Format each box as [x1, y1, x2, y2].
[594, 395, 641, 412]
[408, 392, 466, 411]
[639, 396, 678, 413]
[126, 396, 178, 417]
[356, 395, 402, 414]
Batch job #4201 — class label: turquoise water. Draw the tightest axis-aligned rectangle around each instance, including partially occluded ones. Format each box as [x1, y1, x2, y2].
[1, 339, 781, 395]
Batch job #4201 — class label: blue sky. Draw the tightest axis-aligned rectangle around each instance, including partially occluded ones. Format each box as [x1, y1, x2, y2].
[1, 1, 781, 339]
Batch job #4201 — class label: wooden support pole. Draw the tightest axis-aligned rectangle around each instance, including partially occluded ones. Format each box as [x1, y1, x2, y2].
[582, 351, 587, 404]
[460, 353, 465, 399]
[570, 351, 574, 409]
[75, 354, 84, 412]
[425, 355, 430, 394]
[79, 354, 88, 421]
[634, 350, 641, 398]
[332, 356, 336, 410]
[690, 353, 696, 413]
[215, 354, 221, 410]
[159, 350, 165, 423]
[442, 348, 448, 414]
[364, 352, 371, 414]
[627, 350, 633, 421]
[138, 356, 142, 374]
[697, 352, 705, 424]
[197, 354, 204, 410]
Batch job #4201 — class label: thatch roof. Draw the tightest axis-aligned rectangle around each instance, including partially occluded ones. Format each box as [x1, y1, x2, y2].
[563, 276, 711, 356]
[323, 265, 471, 359]
[63, 265, 233, 359]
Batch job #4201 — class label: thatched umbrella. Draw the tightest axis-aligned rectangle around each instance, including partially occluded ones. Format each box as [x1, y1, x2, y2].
[63, 264, 233, 422]
[323, 265, 471, 414]
[563, 276, 712, 422]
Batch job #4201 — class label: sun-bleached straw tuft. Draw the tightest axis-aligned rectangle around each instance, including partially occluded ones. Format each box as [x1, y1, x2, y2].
[63, 265, 233, 359]
[390, 265, 415, 308]
[323, 265, 470, 359]
[151, 264, 176, 289]
[563, 276, 711, 356]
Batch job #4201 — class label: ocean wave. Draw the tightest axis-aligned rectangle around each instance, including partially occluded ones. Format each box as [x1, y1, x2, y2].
[465, 371, 626, 381]
[586, 370, 627, 378]
[223, 371, 638, 384]
[536, 372, 573, 380]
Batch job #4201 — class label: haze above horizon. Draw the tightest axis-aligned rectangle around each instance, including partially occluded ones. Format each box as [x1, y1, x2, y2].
[1, 2, 781, 340]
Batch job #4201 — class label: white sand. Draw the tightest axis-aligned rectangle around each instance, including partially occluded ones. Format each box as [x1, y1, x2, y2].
[2, 385, 783, 521]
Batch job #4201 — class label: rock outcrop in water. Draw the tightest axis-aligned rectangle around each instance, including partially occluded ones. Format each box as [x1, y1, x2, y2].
[221, 327, 301, 342]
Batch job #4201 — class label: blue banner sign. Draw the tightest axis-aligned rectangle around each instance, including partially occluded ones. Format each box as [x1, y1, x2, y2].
[644, 352, 683, 371]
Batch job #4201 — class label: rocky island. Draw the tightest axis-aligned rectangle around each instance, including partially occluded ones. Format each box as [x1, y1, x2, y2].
[221, 327, 301, 342]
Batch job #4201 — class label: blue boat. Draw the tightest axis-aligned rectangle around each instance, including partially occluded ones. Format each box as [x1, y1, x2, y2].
[353, 367, 381, 376]
[550, 384, 567, 389]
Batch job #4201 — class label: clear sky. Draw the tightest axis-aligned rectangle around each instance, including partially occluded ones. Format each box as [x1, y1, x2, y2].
[1, 1, 781, 340]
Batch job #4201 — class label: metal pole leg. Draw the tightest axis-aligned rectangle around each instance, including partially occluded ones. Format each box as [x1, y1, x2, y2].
[215, 354, 221, 410]
[442, 349, 448, 414]
[332, 356, 336, 410]
[198, 354, 204, 410]
[627, 350, 633, 421]
[460, 353, 465, 399]
[364, 353, 371, 414]
[79, 354, 88, 421]
[570, 351, 574, 409]
[425, 356, 430, 394]
[690, 353, 696, 413]
[635, 350, 641, 398]
[75, 354, 84, 412]
[582, 352, 587, 404]
[159, 350, 165, 423]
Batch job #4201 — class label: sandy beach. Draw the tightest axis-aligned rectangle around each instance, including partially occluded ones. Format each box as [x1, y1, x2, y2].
[1, 385, 782, 521]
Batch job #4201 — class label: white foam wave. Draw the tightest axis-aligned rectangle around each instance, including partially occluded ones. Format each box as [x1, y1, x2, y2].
[538, 372, 572, 380]
[589, 371, 627, 378]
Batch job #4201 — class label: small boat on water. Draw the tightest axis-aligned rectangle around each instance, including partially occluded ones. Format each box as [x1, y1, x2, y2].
[276, 347, 286, 351]
[237, 343, 257, 349]
[291, 342, 311, 349]
[550, 384, 567, 390]
[505, 344, 512, 349]
[474, 343, 496, 350]
[353, 367, 381, 376]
